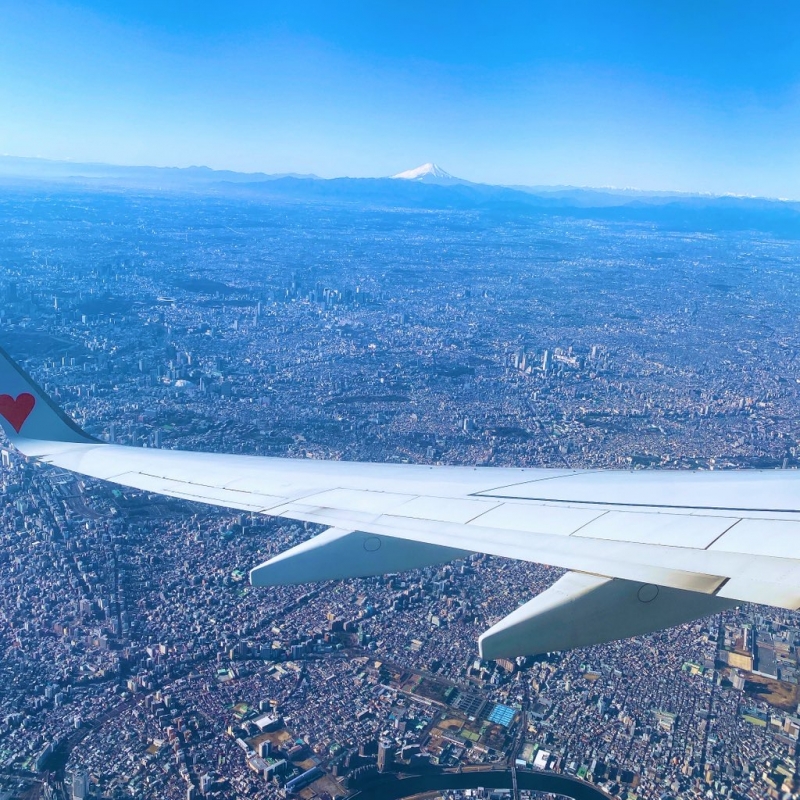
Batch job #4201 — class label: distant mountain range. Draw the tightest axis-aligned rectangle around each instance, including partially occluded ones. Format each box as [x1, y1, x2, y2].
[1, 155, 798, 234]
[0, 155, 319, 187]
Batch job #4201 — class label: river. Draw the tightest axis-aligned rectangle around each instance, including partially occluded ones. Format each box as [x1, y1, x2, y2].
[349, 768, 612, 799]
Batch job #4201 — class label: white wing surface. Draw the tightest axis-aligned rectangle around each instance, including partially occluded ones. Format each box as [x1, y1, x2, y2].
[2, 347, 799, 657]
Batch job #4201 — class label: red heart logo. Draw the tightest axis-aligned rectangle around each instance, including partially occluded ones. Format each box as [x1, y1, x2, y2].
[0, 393, 36, 434]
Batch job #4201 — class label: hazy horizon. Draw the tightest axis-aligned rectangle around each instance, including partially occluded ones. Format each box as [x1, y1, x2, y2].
[2, 152, 799, 202]
[1, 1, 798, 199]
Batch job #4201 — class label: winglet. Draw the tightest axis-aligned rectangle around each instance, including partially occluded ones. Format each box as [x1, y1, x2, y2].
[0, 347, 96, 446]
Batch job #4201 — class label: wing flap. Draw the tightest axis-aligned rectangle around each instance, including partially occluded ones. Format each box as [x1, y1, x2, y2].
[716, 578, 800, 608]
[573, 510, 739, 548]
[269, 500, 729, 594]
[709, 518, 800, 560]
[466, 502, 605, 536]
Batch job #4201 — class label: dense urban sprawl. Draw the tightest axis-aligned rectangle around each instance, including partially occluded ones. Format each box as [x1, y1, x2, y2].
[1, 188, 800, 800]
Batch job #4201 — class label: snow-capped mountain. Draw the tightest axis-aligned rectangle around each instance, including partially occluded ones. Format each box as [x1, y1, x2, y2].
[391, 163, 467, 185]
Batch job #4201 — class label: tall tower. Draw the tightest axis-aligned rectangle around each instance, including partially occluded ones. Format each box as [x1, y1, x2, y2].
[377, 738, 393, 772]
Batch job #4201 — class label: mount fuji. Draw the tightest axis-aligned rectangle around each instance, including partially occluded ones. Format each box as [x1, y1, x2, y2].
[2, 155, 798, 235]
[391, 163, 469, 186]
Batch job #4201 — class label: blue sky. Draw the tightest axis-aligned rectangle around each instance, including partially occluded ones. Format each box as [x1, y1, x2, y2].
[1, 1, 798, 196]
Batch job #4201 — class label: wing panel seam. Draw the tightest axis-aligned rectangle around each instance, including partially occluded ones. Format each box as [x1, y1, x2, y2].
[703, 519, 742, 550]
[473, 493, 800, 514]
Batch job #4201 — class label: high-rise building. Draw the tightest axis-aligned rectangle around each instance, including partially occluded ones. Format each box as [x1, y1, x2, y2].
[71, 770, 89, 799]
[377, 738, 393, 772]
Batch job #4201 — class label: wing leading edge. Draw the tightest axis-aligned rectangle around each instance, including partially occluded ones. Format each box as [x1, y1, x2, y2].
[2, 346, 799, 657]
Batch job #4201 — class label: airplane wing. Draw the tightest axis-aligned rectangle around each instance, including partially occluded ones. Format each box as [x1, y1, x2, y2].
[2, 347, 799, 658]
